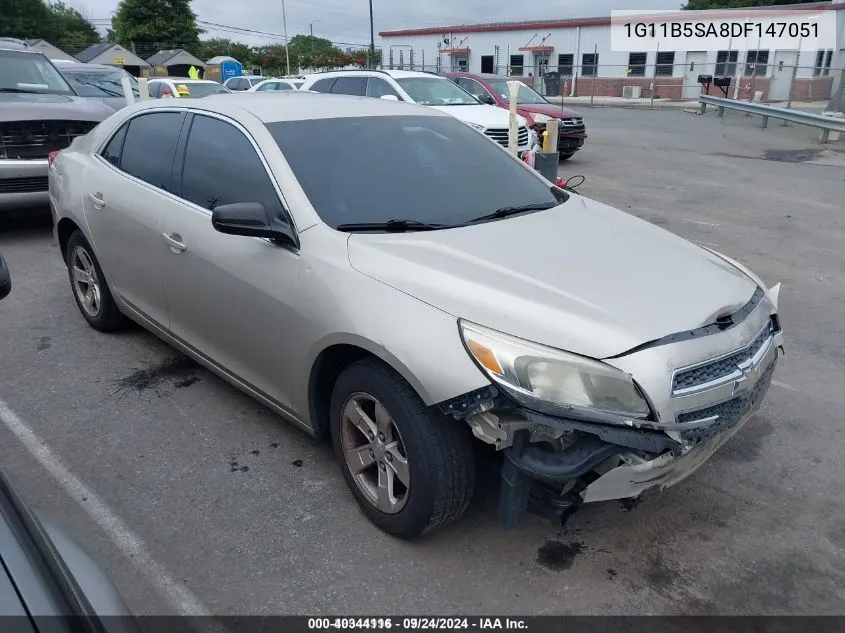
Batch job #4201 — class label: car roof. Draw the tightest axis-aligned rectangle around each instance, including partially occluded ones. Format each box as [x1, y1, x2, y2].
[309, 69, 442, 80]
[442, 72, 509, 82]
[59, 63, 125, 72]
[150, 78, 217, 83]
[126, 91, 448, 123]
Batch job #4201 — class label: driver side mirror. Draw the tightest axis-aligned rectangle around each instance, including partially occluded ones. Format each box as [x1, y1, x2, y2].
[478, 93, 496, 105]
[379, 94, 399, 101]
[211, 202, 297, 247]
[0, 252, 10, 301]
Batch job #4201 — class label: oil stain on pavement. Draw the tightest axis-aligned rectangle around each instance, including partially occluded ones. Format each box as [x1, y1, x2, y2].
[536, 540, 584, 571]
[109, 354, 202, 398]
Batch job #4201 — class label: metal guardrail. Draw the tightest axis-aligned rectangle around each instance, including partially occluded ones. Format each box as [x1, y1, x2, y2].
[698, 95, 845, 143]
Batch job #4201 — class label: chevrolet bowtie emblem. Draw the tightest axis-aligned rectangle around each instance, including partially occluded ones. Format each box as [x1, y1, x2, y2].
[732, 358, 762, 395]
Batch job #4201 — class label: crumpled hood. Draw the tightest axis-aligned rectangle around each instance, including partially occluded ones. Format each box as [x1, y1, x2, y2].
[0, 92, 114, 122]
[518, 103, 582, 121]
[429, 103, 528, 129]
[347, 195, 758, 359]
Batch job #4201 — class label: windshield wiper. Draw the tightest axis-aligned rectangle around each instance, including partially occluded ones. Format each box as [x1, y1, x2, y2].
[464, 201, 558, 225]
[0, 87, 42, 93]
[336, 219, 450, 233]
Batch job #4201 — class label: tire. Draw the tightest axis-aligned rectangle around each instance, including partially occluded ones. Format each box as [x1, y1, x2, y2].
[65, 230, 122, 332]
[559, 152, 575, 161]
[330, 358, 475, 538]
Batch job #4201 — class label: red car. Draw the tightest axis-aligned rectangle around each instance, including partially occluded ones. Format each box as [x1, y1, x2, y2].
[443, 72, 587, 160]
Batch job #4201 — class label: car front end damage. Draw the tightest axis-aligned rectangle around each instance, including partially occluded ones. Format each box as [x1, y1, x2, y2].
[439, 282, 784, 528]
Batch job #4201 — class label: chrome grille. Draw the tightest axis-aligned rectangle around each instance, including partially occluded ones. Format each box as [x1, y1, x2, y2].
[672, 321, 775, 394]
[559, 117, 586, 133]
[0, 176, 48, 193]
[484, 126, 530, 148]
[675, 361, 775, 443]
[0, 120, 97, 160]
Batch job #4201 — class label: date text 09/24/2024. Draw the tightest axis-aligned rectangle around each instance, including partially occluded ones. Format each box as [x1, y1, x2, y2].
[307, 618, 528, 630]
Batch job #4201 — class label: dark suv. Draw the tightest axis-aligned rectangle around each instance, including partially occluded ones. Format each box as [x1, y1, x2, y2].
[0, 39, 113, 212]
[443, 72, 587, 160]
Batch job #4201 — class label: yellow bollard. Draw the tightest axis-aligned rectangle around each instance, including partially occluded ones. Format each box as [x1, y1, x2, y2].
[541, 130, 550, 153]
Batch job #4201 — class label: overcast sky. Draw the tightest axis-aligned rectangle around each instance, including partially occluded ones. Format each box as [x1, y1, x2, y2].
[80, 0, 684, 48]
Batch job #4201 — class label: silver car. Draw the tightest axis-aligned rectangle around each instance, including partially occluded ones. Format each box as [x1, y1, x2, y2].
[49, 93, 784, 538]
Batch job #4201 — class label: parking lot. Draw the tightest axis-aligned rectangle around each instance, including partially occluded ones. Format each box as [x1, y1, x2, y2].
[1, 106, 843, 616]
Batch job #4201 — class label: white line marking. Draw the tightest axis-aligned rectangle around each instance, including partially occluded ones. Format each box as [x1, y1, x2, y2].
[772, 380, 797, 392]
[0, 397, 211, 616]
[682, 218, 720, 227]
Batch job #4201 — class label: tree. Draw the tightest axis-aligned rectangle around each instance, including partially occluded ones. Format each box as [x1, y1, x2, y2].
[195, 37, 255, 66]
[111, 0, 201, 60]
[0, 0, 99, 52]
[47, 1, 99, 54]
[683, 0, 820, 9]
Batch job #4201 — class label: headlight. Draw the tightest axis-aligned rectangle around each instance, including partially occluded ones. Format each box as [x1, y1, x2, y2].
[459, 320, 651, 422]
[532, 113, 556, 125]
[465, 122, 485, 131]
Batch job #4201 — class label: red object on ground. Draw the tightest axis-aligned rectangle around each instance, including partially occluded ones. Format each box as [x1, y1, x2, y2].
[555, 177, 567, 188]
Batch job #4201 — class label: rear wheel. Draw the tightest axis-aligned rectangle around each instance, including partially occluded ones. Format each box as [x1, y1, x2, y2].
[330, 358, 475, 538]
[65, 231, 122, 332]
[559, 152, 575, 161]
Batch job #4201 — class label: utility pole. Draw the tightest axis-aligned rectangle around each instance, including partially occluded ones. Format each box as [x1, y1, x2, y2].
[368, 0, 376, 68]
[282, 0, 291, 76]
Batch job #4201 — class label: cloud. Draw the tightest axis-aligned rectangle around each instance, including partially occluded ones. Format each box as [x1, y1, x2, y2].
[77, 0, 682, 48]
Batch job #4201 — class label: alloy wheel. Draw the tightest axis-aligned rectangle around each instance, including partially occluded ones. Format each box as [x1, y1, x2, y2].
[70, 246, 101, 317]
[340, 392, 410, 514]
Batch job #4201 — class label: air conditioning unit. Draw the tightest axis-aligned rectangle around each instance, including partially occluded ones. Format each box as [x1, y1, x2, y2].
[622, 85, 642, 99]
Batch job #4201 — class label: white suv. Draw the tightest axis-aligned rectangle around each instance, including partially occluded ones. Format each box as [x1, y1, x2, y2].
[300, 69, 532, 153]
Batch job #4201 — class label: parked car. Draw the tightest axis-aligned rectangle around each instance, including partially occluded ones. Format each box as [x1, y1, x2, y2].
[299, 69, 533, 154]
[0, 256, 137, 630]
[147, 78, 231, 99]
[444, 72, 587, 160]
[56, 62, 139, 112]
[248, 78, 302, 92]
[0, 41, 114, 211]
[224, 75, 265, 91]
[49, 92, 783, 538]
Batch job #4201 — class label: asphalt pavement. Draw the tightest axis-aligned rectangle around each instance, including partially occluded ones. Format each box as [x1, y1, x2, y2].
[1, 107, 843, 615]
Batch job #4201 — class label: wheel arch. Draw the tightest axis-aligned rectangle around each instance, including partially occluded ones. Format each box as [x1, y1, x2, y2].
[306, 334, 435, 438]
[56, 217, 82, 261]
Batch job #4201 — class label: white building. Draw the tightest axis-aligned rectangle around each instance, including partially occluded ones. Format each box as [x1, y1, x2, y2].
[379, 1, 845, 101]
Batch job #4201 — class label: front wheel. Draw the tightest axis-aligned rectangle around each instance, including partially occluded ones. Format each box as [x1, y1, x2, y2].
[559, 152, 575, 161]
[330, 358, 475, 538]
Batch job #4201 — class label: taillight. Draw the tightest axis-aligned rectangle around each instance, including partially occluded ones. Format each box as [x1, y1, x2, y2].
[48, 151, 59, 167]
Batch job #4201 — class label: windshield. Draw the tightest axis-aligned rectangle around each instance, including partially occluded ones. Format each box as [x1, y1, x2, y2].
[0, 50, 74, 95]
[486, 80, 549, 105]
[266, 115, 561, 229]
[62, 68, 139, 98]
[395, 77, 479, 106]
[174, 82, 231, 98]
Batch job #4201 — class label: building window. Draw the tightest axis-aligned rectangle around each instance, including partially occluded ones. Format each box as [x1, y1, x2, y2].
[715, 50, 738, 76]
[557, 53, 573, 76]
[509, 54, 524, 76]
[627, 52, 647, 77]
[745, 50, 769, 76]
[655, 51, 675, 76]
[814, 49, 833, 77]
[582, 53, 598, 77]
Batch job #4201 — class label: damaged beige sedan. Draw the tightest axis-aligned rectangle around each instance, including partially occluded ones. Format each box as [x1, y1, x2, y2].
[50, 93, 784, 538]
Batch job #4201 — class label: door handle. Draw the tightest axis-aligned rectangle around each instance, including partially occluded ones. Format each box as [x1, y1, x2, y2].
[88, 192, 105, 208]
[162, 232, 187, 253]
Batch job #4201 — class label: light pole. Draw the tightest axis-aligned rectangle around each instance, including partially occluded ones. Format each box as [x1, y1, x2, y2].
[281, 0, 291, 76]
[310, 19, 320, 36]
[368, 0, 376, 68]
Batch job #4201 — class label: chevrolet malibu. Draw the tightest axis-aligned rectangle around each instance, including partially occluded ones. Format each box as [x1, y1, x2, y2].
[49, 93, 784, 538]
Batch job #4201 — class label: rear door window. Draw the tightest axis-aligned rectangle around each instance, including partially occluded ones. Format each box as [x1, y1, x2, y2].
[309, 77, 337, 93]
[331, 77, 365, 96]
[119, 112, 186, 191]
